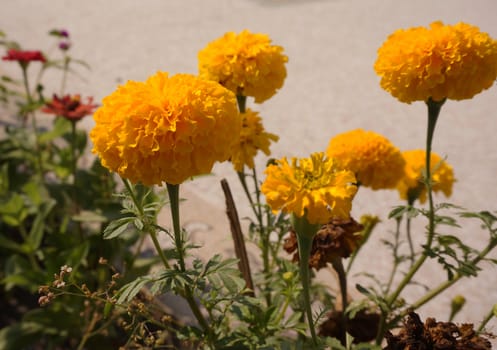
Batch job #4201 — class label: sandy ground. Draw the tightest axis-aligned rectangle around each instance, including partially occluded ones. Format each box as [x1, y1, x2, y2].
[3, 0, 497, 342]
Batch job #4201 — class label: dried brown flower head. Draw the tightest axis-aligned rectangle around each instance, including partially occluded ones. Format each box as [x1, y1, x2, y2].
[319, 309, 380, 344]
[383, 311, 492, 350]
[283, 216, 364, 270]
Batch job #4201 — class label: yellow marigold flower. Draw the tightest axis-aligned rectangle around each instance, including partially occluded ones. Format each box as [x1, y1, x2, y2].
[326, 129, 405, 190]
[397, 150, 455, 204]
[90, 72, 241, 186]
[198, 29, 288, 103]
[261, 152, 357, 224]
[375, 21, 497, 103]
[230, 109, 279, 172]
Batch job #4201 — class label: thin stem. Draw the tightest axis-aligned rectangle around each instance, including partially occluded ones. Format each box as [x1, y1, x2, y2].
[166, 183, 185, 271]
[406, 213, 415, 266]
[385, 98, 444, 305]
[252, 167, 270, 288]
[331, 257, 348, 345]
[77, 311, 99, 350]
[236, 94, 247, 113]
[292, 214, 320, 347]
[237, 171, 259, 219]
[478, 308, 495, 333]
[165, 183, 210, 335]
[70, 120, 77, 184]
[297, 233, 318, 347]
[70, 120, 80, 214]
[346, 215, 378, 273]
[60, 56, 69, 95]
[21, 65, 44, 178]
[122, 179, 170, 270]
[384, 217, 402, 295]
[408, 238, 497, 313]
[376, 98, 445, 345]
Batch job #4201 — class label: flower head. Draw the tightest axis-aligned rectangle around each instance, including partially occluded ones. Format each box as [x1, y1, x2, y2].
[397, 150, 455, 204]
[374, 21, 497, 103]
[198, 29, 288, 103]
[261, 152, 357, 224]
[58, 42, 71, 51]
[2, 49, 46, 66]
[326, 129, 405, 190]
[90, 71, 241, 186]
[230, 108, 279, 171]
[42, 94, 97, 121]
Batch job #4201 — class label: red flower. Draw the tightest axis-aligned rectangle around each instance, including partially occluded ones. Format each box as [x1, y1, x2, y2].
[42, 94, 98, 121]
[2, 49, 46, 64]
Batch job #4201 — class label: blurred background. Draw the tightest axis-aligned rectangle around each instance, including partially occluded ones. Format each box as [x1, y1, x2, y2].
[3, 0, 497, 337]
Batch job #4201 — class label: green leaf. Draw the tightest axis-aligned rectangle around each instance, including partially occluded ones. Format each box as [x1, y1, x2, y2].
[0, 322, 46, 350]
[65, 240, 90, 270]
[22, 181, 50, 206]
[103, 300, 114, 319]
[38, 117, 71, 143]
[116, 276, 152, 304]
[133, 217, 144, 230]
[28, 199, 56, 250]
[0, 193, 27, 226]
[103, 217, 133, 239]
[72, 210, 108, 223]
[0, 235, 24, 253]
[388, 206, 409, 219]
[218, 269, 245, 294]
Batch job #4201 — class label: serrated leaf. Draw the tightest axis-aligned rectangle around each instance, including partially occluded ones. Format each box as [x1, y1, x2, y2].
[103, 217, 133, 239]
[219, 270, 245, 294]
[133, 217, 144, 230]
[116, 276, 151, 304]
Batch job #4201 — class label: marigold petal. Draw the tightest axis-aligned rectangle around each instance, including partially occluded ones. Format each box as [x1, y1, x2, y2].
[90, 72, 241, 185]
[374, 21, 497, 103]
[261, 152, 357, 224]
[198, 30, 288, 103]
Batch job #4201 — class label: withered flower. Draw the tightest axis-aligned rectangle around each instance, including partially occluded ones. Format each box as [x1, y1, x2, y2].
[283, 216, 364, 270]
[319, 309, 380, 344]
[384, 311, 492, 350]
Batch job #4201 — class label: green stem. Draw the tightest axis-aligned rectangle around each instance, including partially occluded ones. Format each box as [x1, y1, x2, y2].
[376, 98, 445, 345]
[166, 183, 185, 271]
[252, 167, 270, 289]
[292, 214, 320, 347]
[60, 56, 69, 95]
[21, 65, 44, 178]
[406, 214, 415, 266]
[236, 94, 247, 113]
[385, 98, 444, 304]
[478, 307, 495, 333]
[122, 179, 170, 270]
[346, 216, 378, 273]
[70, 120, 77, 184]
[237, 171, 259, 219]
[297, 234, 318, 347]
[331, 257, 348, 345]
[70, 120, 79, 212]
[408, 238, 497, 313]
[165, 183, 210, 335]
[384, 217, 402, 295]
